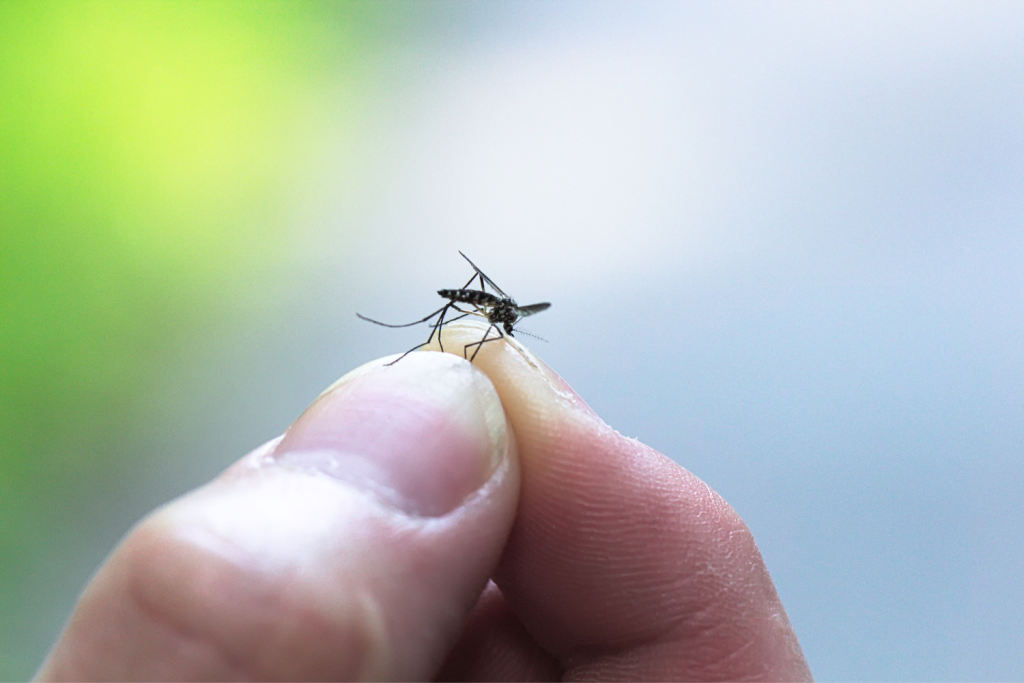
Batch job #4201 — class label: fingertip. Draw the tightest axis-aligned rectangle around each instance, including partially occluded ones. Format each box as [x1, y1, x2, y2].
[40, 351, 522, 681]
[422, 321, 605, 447]
[275, 351, 509, 517]
[427, 322, 810, 680]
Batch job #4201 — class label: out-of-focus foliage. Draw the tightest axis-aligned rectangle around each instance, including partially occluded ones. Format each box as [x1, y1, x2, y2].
[5, 2, 1024, 679]
[0, 2, 398, 675]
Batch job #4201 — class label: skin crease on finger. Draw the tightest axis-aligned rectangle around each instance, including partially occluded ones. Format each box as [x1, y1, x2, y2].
[36, 353, 523, 682]
[425, 322, 812, 682]
[36, 321, 809, 682]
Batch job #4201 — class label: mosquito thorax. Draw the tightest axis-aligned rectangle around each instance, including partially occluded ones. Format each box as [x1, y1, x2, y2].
[491, 299, 518, 325]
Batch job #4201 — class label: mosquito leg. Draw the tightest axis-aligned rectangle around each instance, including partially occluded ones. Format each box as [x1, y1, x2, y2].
[431, 269, 484, 352]
[357, 304, 447, 328]
[450, 303, 490, 321]
[427, 305, 478, 351]
[479, 328, 508, 359]
[464, 324, 506, 362]
[452, 305, 491, 362]
[458, 252, 508, 299]
[460, 271, 477, 290]
[385, 341, 429, 366]
[472, 326, 506, 362]
[429, 302, 454, 353]
[443, 311, 474, 324]
[384, 310, 480, 366]
[386, 307, 449, 366]
[454, 252, 486, 293]
[464, 325, 492, 361]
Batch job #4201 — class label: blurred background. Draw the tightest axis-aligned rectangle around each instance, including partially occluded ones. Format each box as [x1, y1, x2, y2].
[2, 1, 1023, 679]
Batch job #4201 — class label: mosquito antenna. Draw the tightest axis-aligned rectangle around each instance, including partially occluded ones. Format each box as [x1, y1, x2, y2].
[513, 327, 548, 343]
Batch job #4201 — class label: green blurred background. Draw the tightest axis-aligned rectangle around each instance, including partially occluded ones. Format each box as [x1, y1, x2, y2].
[5, 2, 1024, 679]
[1, 2, 408, 675]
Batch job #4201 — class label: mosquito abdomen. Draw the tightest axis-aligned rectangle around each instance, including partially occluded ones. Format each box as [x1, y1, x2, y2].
[438, 289, 502, 306]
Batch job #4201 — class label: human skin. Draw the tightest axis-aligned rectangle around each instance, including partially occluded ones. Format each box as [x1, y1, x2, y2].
[37, 322, 812, 681]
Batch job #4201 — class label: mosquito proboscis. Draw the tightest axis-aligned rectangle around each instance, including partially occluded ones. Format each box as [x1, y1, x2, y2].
[357, 252, 551, 365]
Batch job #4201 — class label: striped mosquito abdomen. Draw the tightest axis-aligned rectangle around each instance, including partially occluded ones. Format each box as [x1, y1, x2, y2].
[438, 289, 502, 307]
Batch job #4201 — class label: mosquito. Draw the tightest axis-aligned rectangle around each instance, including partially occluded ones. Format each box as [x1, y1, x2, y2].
[357, 252, 551, 365]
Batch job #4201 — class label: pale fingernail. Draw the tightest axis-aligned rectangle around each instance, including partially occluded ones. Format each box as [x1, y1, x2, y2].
[527, 350, 601, 420]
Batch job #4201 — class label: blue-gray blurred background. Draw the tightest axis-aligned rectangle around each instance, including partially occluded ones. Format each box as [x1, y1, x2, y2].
[2, 2, 1022, 679]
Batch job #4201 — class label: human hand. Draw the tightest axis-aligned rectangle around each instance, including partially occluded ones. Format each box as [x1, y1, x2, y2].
[37, 322, 811, 681]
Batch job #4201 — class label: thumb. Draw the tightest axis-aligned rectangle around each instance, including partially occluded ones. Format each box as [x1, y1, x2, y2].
[38, 352, 519, 681]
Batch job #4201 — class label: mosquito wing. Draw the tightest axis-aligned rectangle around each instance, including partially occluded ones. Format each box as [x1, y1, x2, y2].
[515, 302, 551, 318]
[458, 251, 509, 298]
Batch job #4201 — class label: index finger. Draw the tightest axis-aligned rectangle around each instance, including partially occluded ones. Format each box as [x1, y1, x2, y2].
[429, 323, 811, 681]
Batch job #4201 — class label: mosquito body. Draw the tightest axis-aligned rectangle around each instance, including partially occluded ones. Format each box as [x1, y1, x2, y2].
[358, 252, 550, 364]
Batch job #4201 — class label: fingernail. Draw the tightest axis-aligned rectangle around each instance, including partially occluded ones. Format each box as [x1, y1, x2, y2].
[527, 351, 601, 420]
[271, 353, 507, 517]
